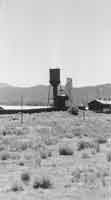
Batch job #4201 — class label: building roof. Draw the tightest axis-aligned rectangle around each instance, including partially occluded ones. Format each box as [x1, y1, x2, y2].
[91, 98, 111, 105]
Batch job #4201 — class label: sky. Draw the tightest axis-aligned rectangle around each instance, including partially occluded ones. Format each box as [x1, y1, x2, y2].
[0, 0, 111, 87]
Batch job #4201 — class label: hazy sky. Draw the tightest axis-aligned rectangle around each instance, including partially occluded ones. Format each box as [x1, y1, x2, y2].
[0, 0, 111, 87]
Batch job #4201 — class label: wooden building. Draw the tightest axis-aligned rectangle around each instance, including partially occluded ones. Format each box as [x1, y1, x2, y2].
[88, 98, 111, 113]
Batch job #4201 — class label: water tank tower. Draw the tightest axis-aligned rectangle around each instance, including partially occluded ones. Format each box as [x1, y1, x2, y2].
[49, 68, 60, 107]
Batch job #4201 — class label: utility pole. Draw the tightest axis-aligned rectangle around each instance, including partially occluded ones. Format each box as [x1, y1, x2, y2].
[47, 85, 51, 106]
[20, 95, 23, 124]
[83, 110, 85, 120]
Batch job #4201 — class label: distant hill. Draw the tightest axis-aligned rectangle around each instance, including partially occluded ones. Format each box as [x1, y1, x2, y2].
[0, 83, 111, 106]
[0, 83, 11, 88]
[0, 84, 52, 105]
[72, 83, 111, 105]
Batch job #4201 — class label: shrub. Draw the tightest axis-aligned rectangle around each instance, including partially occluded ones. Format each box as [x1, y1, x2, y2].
[40, 150, 49, 159]
[21, 172, 30, 184]
[7, 152, 20, 161]
[101, 177, 106, 187]
[19, 161, 24, 166]
[16, 129, 24, 136]
[12, 117, 17, 121]
[44, 136, 57, 146]
[82, 171, 96, 186]
[73, 128, 81, 137]
[0, 145, 5, 152]
[18, 141, 33, 151]
[94, 142, 100, 153]
[71, 168, 81, 183]
[59, 144, 73, 156]
[39, 147, 52, 159]
[96, 167, 109, 179]
[90, 142, 100, 154]
[81, 152, 90, 159]
[20, 143, 29, 151]
[77, 140, 94, 151]
[67, 106, 79, 115]
[1, 152, 10, 161]
[33, 176, 52, 189]
[11, 181, 24, 192]
[95, 136, 107, 144]
[1, 128, 17, 136]
[106, 151, 111, 162]
[2, 129, 11, 136]
[1, 127, 27, 137]
[39, 177, 52, 189]
[65, 132, 73, 139]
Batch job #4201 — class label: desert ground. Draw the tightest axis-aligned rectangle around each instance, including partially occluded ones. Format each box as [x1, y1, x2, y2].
[0, 111, 110, 199]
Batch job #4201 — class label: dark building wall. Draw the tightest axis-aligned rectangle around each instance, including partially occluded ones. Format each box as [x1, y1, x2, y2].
[88, 100, 101, 111]
[88, 100, 111, 112]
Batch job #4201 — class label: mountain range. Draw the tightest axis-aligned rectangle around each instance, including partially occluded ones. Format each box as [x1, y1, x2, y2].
[0, 83, 111, 106]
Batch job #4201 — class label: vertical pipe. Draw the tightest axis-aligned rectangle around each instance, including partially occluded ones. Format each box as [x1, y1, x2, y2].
[47, 85, 51, 106]
[53, 86, 57, 107]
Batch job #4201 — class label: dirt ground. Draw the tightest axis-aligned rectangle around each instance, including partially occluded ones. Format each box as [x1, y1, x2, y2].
[0, 111, 110, 200]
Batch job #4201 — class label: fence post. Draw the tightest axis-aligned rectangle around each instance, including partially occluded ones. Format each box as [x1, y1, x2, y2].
[83, 110, 85, 120]
[21, 96, 23, 124]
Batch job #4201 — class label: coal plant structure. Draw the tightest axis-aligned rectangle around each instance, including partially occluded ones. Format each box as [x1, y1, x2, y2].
[0, 68, 73, 114]
[49, 68, 68, 109]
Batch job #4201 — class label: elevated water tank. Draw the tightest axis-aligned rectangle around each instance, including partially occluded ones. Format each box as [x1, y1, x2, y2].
[49, 68, 60, 87]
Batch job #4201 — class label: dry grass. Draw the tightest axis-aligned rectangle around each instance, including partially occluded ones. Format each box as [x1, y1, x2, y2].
[71, 166, 109, 188]
[77, 140, 94, 151]
[0, 111, 110, 199]
[1, 127, 26, 136]
[71, 168, 81, 183]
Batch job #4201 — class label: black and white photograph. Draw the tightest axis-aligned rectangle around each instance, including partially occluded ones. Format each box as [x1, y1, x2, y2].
[0, 0, 110, 199]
